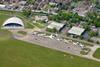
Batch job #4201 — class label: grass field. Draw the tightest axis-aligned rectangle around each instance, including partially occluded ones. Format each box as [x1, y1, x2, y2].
[93, 48, 100, 59]
[0, 30, 100, 67]
[0, 14, 11, 26]
[0, 10, 100, 67]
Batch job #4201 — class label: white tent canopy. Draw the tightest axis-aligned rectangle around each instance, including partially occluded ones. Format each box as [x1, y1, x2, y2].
[2, 17, 24, 29]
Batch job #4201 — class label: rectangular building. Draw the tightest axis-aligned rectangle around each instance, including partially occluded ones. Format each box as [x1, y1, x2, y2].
[68, 26, 85, 36]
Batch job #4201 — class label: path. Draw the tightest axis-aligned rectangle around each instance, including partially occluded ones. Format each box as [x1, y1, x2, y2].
[81, 45, 100, 62]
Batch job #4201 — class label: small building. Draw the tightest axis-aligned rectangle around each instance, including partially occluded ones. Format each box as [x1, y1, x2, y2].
[68, 26, 85, 36]
[49, 2, 57, 6]
[0, 4, 6, 9]
[72, 1, 92, 17]
[35, 16, 48, 22]
[19, 1, 26, 5]
[2, 17, 24, 29]
[47, 21, 65, 31]
[2, 0, 21, 3]
[91, 37, 100, 43]
[91, 26, 98, 32]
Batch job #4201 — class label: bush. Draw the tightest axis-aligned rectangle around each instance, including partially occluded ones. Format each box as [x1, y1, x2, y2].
[46, 28, 58, 33]
[80, 48, 91, 55]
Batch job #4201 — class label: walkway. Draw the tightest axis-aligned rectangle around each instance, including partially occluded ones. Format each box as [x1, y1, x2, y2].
[81, 45, 100, 62]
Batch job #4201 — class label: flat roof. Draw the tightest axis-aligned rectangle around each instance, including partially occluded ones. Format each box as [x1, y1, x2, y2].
[0, 4, 5, 8]
[68, 26, 85, 36]
[35, 16, 48, 21]
[47, 21, 65, 30]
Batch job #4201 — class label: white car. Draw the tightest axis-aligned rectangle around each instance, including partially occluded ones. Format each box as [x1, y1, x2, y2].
[79, 44, 84, 48]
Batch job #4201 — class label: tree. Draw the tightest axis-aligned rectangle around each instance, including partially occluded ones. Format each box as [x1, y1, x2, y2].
[27, 0, 35, 4]
[86, 12, 100, 27]
[89, 31, 98, 37]
[94, 21, 100, 27]
[69, 12, 82, 23]
[57, 3, 69, 10]
[22, 7, 32, 17]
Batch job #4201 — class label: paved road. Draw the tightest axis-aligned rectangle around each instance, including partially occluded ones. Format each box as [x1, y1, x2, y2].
[82, 45, 100, 62]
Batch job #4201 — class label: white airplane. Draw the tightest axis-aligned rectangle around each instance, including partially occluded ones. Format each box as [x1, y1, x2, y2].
[44, 35, 54, 39]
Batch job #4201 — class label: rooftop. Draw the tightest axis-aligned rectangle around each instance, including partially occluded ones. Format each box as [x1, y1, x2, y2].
[47, 21, 65, 30]
[68, 26, 85, 36]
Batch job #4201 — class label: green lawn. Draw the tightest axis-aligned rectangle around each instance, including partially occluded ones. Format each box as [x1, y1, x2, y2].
[33, 22, 46, 28]
[0, 10, 100, 67]
[0, 14, 11, 26]
[93, 48, 100, 59]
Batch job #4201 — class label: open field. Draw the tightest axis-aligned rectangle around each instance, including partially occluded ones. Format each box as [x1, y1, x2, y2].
[0, 10, 100, 67]
[93, 48, 100, 59]
[0, 29, 100, 67]
[0, 14, 11, 26]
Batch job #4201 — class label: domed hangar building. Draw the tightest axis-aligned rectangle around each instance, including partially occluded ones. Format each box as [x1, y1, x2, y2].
[2, 17, 24, 29]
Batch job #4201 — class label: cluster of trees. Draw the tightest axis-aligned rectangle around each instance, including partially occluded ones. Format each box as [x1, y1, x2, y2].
[49, 11, 82, 23]
[85, 12, 100, 27]
[89, 31, 98, 37]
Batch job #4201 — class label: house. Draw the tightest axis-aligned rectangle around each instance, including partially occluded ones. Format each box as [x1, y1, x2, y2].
[91, 26, 98, 32]
[45, 0, 72, 4]
[68, 26, 85, 36]
[2, 0, 21, 3]
[90, 37, 100, 43]
[47, 21, 65, 31]
[72, 1, 92, 17]
[19, 1, 26, 6]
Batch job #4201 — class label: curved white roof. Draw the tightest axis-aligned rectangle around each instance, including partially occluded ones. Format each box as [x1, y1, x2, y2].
[3, 17, 24, 26]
